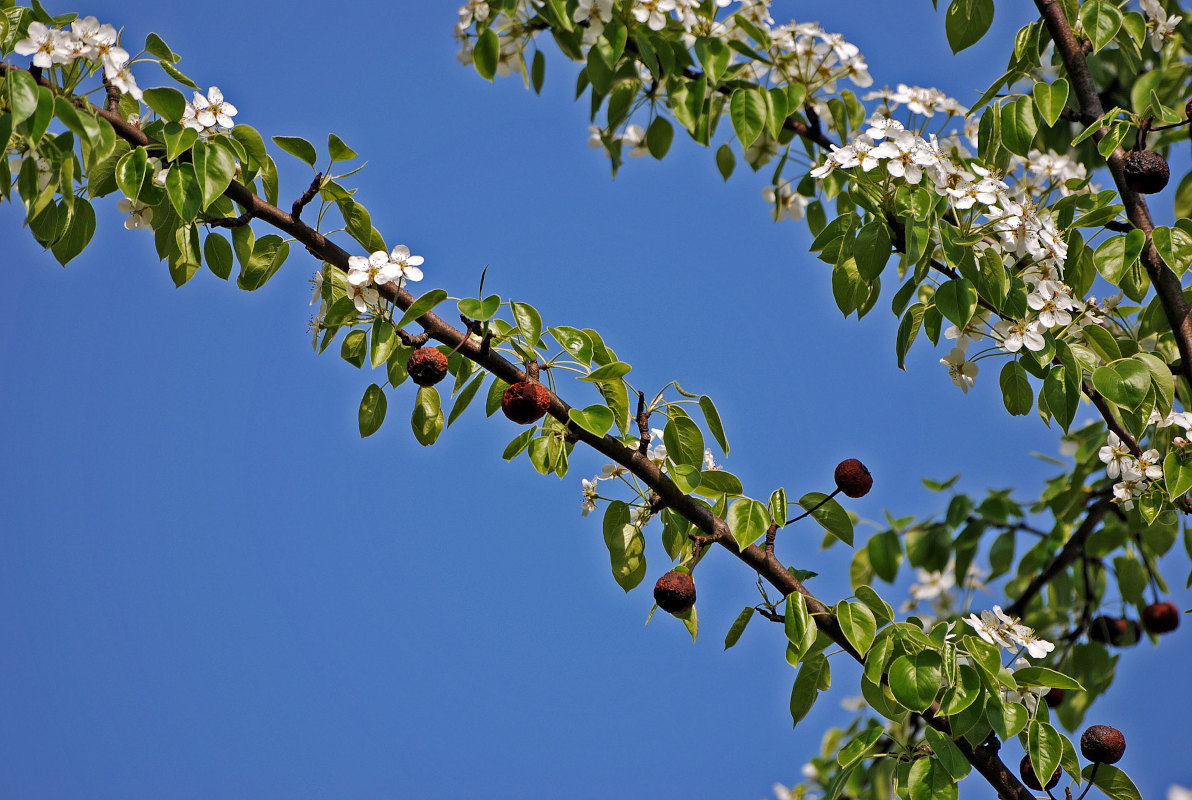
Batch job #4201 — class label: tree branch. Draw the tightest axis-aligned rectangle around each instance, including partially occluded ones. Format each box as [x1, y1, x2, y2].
[1005, 496, 1115, 618]
[1034, 0, 1192, 395]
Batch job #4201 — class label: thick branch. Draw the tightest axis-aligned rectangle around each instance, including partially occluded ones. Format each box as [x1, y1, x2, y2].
[1034, 0, 1192, 393]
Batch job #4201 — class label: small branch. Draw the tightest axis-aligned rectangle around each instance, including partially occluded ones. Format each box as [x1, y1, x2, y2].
[207, 212, 253, 228]
[291, 172, 322, 222]
[636, 391, 651, 455]
[102, 77, 120, 112]
[966, 515, 1049, 538]
[396, 329, 431, 348]
[1005, 496, 1115, 618]
[764, 521, 778, 555]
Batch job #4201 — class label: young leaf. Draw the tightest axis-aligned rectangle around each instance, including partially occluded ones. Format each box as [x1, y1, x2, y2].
[358, 384, 387, 437]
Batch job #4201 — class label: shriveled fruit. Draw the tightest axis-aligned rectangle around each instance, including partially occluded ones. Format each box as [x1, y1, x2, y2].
[406, 347, 449, 387]
[1080, 725, 1125, 764]
[653, 570, 696, 614]
[1123, 149, 1170, 194]
[501, 380, 551, 424]
[834, 458, 873, 498]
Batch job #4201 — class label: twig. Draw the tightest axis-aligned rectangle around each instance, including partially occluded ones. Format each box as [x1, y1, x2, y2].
[291, 173, 322, 221]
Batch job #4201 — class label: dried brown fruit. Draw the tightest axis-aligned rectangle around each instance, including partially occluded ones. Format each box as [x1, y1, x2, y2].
[1044, 687, 1066, 708]
[1080, 725, 1125, 765]
[501, 380, 551, 424]
[1019, 755, 1061, 791]
[834, 458, 873, 498]
[1142, 601, 1180, 634]
[653, 570, 696, 614]
[1123, 149, 1170, 194]
[406, 347, 449, 387]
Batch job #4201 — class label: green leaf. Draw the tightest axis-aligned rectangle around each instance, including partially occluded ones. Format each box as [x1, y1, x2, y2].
[924, 728, 971, 781]
[370, 318, 398, 368]
[327, 133, 357, 162]
[1152, 225, 1192, 275]
[698, 395, 728, 455]
[853, 221, 892, 280]
[999, 361, 1033, 416]
[1081, 764, 1142, 800]
[694, 36, 731, 83]
[790, 653, 829, 724]
[866, 530, 903, 582]
[724, 607, 754, 650]
[839, 726, 885, 768]
[396, 288, 448, 332]
[798, 492, 853, 546]
[458, 295, 501, 322]
[164, 162, 202, 222]
[582, 361, 631, 382]
[784, 592, 818, 659]
[1092, 359, 1151, 410]
[7, 69, 39, 125]
[511, 301, 543, 349]
[1081, 0, 1123, 53]
[568, 405, 614, 437]
[768, 489, 788, 531]
[144, 31, 179, 62]
[236, 235, 289, 291]
[889, 651, 944, 711]
[203, 233, 233, 280]
[727, 498, 769, 551]
[697, 470, 744, 497]
[340, 329, 367, 368]
[474, 28, 500, 81]
[945, 0, 995, 53]
[909, 758, 957, 800]
[231, 125, 268, 170]
[142, 87, 187, 123]
[531, 49, 546, 93]
[411, 385, 444, 446]
[50, 199, 95, 266]
[1163, 451, 1192, 499]
[1028, 720, 1063, 792]
[163, 123, 199, 163]
[729, 87, 766, 147]
[999, 96, 1037, 157]
[602, 501, 646, 592]
[115, 146, 148, 200]
[836, 601, 877, 655]
[715, 143, 735, 181]
[192, 139, 236, 209]
[663, 415, 704, 470]
[358, 384, 386, 437]
[1043, 365, 1078, 432]
[934, 278, 978, 329]
[1033, 78, 1069, 126]
[272, 135, 318, 167]
[645, 116, 673, 160]
[855, 585, 894, 623]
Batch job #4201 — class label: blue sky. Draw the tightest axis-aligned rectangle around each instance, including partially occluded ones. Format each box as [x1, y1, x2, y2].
[2, 1, 1190, 798]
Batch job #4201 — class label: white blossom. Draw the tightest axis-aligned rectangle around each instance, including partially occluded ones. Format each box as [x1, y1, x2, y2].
[116, 198, 153, 231]
[940, 347, 978, 394]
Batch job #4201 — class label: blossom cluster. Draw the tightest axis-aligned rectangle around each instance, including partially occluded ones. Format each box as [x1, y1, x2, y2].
[1141, 0, 1182, 50]
[182, 86, 238, 133]
[808, 115, 1101, 395]
[344, 246, 425, 312]
[12, 16, 141, 99]
[964, 605, 1054, 659]
[1098, 409, 1192, 509]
